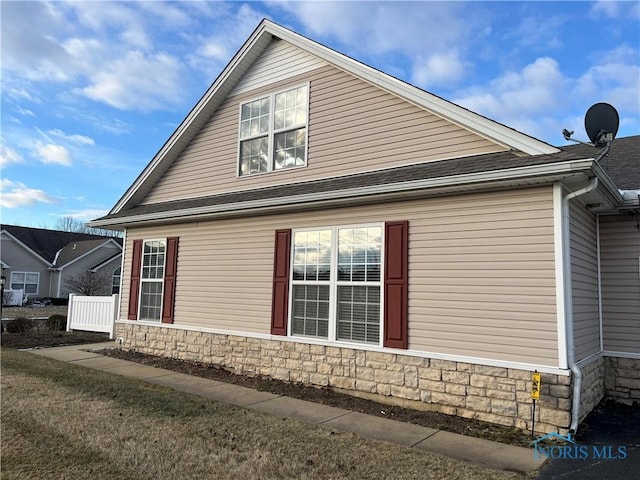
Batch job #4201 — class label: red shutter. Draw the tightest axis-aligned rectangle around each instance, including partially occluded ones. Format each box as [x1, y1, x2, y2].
[128, 240, 143, 320]
[162, 237, 179, 324]
[384, 221, 409, 349]
[271, 229, 291, 335]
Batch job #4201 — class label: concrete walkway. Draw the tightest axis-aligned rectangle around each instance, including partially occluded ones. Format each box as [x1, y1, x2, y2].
[28, 342, 545, 475]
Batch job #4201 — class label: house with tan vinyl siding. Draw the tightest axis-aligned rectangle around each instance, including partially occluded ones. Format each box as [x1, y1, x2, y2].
[90, 19, 639, 435]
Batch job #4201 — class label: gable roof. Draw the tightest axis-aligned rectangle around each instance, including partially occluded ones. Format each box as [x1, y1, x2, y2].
[0, 225, 122, 266]
[53, 238, 122, 268]
[109, 19, 558, 216]
[562, 135, 640, 190]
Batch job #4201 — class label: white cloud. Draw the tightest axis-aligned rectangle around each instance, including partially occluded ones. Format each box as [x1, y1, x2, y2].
[412, 51, 467, 88]
[590, 1, 621, 18]
[81, 50, 185, 111]
[0, 179, 56, 208]
[48, 129, 95, 145]
[33, 142, 73, 166]
[0, 145, 24, 167]
[58, 208, 110, 222]
[15, 106, 35, 117]
[276, 2, 471, 57]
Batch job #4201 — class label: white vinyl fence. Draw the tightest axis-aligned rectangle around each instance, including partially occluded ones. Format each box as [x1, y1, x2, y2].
[67, 294, 119, 339]
[4, 289, 24, 306]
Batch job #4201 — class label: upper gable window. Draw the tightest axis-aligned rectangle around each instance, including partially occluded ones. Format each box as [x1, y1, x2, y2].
[238, 84, 308, 176]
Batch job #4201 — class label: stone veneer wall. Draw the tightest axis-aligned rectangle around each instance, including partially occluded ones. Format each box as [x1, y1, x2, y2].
[605, 357, 640, 404]
[577, 356, 605, 422]
[117, 323, 573, 433]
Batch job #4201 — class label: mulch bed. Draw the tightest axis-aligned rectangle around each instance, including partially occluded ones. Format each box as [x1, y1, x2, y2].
[99, 347, 534, 447]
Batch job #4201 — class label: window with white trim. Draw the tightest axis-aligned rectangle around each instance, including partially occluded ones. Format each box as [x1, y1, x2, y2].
[290, 225, 383, 344]
[112, 266, 121, 294]
[238, 84, 308, 176]
[139, 240, 165, 321]
[10, 272, 39, 295]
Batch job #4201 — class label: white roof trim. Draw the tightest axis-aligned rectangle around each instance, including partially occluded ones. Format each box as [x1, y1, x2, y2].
[56, 239, 123, 269]
[109, 19, 558, 216]
[92, 158, 622, 229]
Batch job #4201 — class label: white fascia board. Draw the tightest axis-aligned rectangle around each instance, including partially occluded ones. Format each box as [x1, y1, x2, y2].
[116, 319, 569, 375]
[91, 159, 599, 229]
[0, 230, 52, 267]
[266, 22, 558, 156]
[89, 252, 123, 273]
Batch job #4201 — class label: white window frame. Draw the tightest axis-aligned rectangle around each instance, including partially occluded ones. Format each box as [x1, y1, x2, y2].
[10, 271, 39, 295]
[237, 82, 309, 177]
[112, 266, 121, 295]
[138, 239, 166, 322]
[288, 223, 384, 347]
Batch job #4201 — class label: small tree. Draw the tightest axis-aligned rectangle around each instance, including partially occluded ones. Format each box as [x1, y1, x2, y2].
[64, 271, 110, 296]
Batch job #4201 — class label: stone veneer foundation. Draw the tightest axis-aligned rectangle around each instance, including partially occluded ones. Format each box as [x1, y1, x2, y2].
[117, 323, 574, 434]
[605, 357, 640, 404]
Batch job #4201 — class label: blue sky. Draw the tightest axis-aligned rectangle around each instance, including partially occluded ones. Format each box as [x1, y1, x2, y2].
[2, 1, 639, 228]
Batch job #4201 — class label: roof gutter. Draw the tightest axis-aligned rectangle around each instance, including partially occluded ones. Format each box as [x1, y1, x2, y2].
[91, 159, 611, 229]
[562, 177, 599, 434]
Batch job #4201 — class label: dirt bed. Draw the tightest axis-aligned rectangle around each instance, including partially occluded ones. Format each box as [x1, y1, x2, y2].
[100, 348, 534, 447]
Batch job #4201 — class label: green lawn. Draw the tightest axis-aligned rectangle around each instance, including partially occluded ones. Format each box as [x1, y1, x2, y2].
[1, 348, 523, 480]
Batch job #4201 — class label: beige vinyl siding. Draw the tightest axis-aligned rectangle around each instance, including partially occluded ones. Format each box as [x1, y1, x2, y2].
[230, 39, 327, 96]
[599, 214, 640, 353]
[142, 62, 506, 205]
[122, 186, 558, 366]
[570, 201, 600, 360]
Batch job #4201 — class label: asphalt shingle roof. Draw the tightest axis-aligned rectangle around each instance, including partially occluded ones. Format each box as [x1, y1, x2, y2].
[562, 135, 639, 190]
[1, 225, 122, 265]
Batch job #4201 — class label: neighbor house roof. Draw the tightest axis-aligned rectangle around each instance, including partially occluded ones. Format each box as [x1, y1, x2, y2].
[53, 238, 122, 268]
[109, 19, 558, 216]
[0, 225, 122, 266]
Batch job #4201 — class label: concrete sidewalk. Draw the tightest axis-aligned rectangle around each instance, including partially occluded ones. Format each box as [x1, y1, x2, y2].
[28, 342, 545, 475]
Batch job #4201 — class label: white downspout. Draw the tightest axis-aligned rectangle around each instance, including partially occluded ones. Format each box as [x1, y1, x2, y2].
[562, 177, 598, 433]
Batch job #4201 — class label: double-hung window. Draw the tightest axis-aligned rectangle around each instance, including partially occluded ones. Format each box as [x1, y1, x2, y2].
[290, 225, 383, 345]
[139, 240, 165, 321]
[238, 84, 308, 176]
[10, 272, 39, 295]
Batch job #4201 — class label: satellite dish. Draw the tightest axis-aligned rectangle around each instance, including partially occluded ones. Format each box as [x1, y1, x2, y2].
[584, 103, 619, 147]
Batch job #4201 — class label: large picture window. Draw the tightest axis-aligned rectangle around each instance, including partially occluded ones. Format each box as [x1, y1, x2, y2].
[10, 272, 39, 295]
[139, 240, 165, 321]
[239, 84, 308, 176]
[290, 225, 382, 345]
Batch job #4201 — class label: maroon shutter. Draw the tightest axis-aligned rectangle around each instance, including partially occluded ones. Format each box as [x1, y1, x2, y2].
[128, 240, 143, 320]
[271, 229, 291, 335]
[384, 221, 409, 349]
[162, 237, 179, 324]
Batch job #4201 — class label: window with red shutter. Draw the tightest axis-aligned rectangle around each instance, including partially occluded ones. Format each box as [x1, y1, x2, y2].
[271, 229, 291, 335]
[128, 240, 143, 320]
[273, 221, 408, 349]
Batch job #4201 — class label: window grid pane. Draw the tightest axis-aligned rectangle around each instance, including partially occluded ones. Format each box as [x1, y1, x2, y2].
[336, 286, 380, 344]
[338, 226, 381, 282]
[293, 230, 331, 281]
[292, 285, 329, 338]
[140, 240, 166, 322]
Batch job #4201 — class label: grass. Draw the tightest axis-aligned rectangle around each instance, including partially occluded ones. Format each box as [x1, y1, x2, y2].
[1, 348, 524, 480]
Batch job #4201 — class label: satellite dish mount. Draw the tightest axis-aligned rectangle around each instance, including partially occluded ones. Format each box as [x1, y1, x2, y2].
[562, 102, 619, 163]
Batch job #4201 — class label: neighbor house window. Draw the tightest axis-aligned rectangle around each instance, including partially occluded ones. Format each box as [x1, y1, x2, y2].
[238, 84, 308, 176]
[112, 266, 121, 294]
[290, 225, 383, 345]
[10, 272, 39, 295]
[139, 240, 165, 321]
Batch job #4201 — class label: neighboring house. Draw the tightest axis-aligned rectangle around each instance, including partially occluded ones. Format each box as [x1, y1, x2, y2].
[0, 225, 123, 303]
[90, 20, 639, 435]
